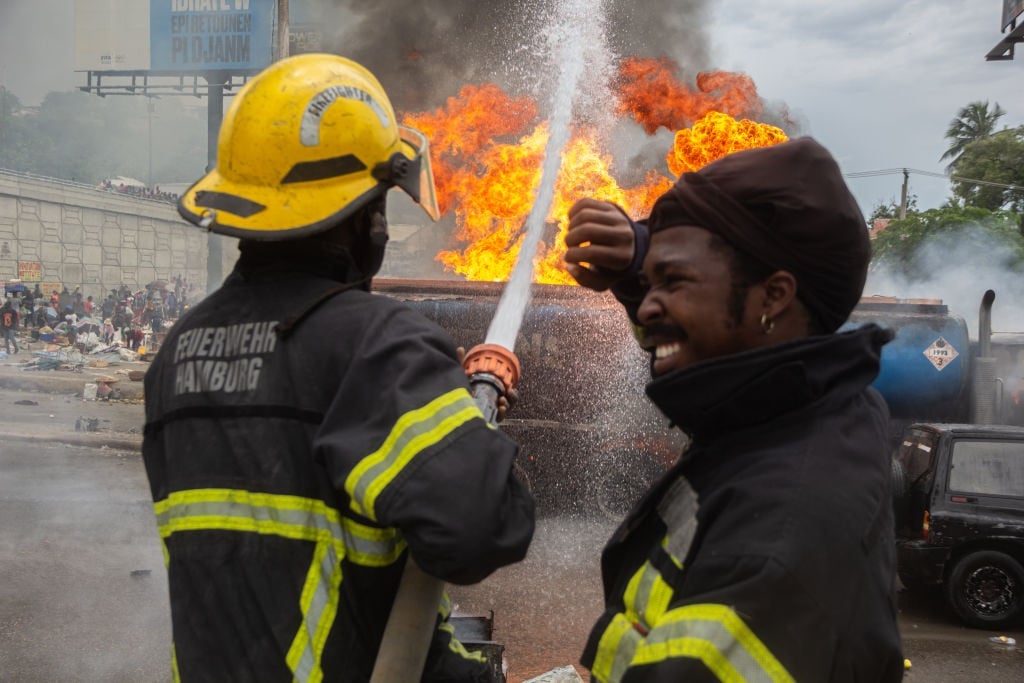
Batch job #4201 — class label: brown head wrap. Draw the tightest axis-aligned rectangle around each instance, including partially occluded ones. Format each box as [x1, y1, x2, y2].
[647, 137, 869, 332]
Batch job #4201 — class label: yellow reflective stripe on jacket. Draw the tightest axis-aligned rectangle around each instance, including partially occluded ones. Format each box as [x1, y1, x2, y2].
[592, 613, 643, 683]
[626, 558, 675, 634]
[153, 488, 406, 566]
[592, 557, 663, 682]
[287, 539, 343, 683]
[153, 488, 406, 683]
[634, 604, 794, 683]
[171, 644, 180, 683]
[435, 592, 486, 662]
[345, 388, 483, 520]
[593, 537, 681, 682]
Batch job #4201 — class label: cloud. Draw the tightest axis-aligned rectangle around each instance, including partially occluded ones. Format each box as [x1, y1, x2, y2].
[706, 0, 1024, 214]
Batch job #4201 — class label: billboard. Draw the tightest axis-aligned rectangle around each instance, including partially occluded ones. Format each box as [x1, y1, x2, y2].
[75, 0, 275, 73]
[1003, 0, 1024, 31]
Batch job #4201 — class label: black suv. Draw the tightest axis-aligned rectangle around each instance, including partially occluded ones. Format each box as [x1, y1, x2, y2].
[891, 423, 1024, 629]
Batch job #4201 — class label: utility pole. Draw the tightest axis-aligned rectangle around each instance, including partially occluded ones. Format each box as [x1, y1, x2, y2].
[147, 99, 155, 188]
[899, 168, 909, 220]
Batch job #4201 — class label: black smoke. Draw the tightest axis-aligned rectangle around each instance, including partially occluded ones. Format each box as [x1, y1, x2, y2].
[314, 0, 713, 113]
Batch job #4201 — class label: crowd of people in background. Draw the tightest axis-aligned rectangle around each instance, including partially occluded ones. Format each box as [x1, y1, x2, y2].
[97, 178, 179, 204]
[2, 275, 194, 354]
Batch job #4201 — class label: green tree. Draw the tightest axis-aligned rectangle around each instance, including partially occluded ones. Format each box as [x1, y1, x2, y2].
[940, 101, 1006, 171]
[0, 88, 206, 186]
[0, 87, 49, 171]
[948, 127, 1024, 212]
[871, 205, 1024, 280]
[869, 194, 918, 222]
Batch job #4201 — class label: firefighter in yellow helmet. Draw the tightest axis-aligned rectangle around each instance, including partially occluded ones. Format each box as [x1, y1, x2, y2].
[143, 54, 534, 682]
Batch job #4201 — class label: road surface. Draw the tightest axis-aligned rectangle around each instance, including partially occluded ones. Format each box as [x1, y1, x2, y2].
[0, 383, 1022, 681]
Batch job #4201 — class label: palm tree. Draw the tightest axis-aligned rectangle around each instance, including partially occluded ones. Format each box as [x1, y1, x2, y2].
[941, 101, 1006, 171]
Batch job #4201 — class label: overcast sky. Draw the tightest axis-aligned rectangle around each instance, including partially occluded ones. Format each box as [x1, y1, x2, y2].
[707, 0, 1024, 217]
[1, 0, 1023, 217]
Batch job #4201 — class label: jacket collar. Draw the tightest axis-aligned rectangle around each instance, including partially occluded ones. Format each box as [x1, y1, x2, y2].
[645, 324, 893, 442]
[228, 240, 367, 287]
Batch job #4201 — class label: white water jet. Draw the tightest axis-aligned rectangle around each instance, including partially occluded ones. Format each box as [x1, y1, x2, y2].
[485, 0, 607, 349]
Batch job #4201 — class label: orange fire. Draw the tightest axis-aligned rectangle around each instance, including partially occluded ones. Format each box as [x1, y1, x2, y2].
[615, 56, 764, 134]
[667, 111, 788, 176]
[401, 56, 788, 284]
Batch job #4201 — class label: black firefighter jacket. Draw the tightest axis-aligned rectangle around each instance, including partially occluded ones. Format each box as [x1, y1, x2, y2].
[582, 324, 904, 682]
[142, 256, 535, 682]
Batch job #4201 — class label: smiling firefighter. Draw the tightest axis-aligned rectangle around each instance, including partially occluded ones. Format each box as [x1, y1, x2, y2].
[564, 138, 904, 682]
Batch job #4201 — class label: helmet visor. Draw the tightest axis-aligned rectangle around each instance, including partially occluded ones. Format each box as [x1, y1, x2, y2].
[396, 125, 441, 221]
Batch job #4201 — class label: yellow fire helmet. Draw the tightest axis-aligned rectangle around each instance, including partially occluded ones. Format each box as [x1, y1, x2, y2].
[178, 53, 440, 240]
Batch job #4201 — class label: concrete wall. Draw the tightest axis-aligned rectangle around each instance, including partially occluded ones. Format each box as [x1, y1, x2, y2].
[0, 170, 237, 300]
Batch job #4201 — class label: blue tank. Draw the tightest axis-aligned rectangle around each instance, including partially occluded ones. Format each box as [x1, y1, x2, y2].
[846, 299, 971, 423]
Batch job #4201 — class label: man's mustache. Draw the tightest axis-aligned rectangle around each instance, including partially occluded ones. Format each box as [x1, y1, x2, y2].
[640, 323, 686, 349]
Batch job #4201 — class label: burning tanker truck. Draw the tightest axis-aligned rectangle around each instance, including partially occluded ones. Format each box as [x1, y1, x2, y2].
[373, 278, 1023, 518]
[365, 59, 1023, 517]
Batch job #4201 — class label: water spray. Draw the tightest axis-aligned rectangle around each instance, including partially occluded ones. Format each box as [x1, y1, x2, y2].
[464, 0, 596, 414]
[372, 1, 601, 680]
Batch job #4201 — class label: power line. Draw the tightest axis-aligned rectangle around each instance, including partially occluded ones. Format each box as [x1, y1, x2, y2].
[844, 167, 1024, 192]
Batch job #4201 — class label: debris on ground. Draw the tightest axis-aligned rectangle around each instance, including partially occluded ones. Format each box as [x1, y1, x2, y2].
[522, 667, 584, 683]
[75, 417, 101, 432]
[19, 345, 138, 372]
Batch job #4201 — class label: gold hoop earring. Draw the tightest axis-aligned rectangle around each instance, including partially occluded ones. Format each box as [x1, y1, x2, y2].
[760, 312, 774, 335]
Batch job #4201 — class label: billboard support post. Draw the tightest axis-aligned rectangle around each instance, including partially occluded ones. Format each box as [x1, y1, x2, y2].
[74, 0, 279, 298]
[206, 72, 227, 294]
[276, 0, 290, 61]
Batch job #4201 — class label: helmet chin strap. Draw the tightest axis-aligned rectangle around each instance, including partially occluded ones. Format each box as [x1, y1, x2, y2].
[365, 202, 389, 279]
[317, 197, 388, 288]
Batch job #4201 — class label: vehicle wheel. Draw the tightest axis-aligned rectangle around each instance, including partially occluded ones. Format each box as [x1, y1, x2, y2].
[890, 458, 907, 499]
[593, 463, 652, 521]
[590, 443, 668, 522]
[945, 550, 1024, 629]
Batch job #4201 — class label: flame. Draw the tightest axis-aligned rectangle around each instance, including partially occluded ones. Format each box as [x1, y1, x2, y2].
[615, 56, 763, 134]
[400, 56, 787, 284]
[404, 84, 538, 216]
[667, 111, 788, 176]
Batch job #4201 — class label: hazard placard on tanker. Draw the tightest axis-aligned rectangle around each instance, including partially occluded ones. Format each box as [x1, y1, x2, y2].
[923, 337, 959, 371]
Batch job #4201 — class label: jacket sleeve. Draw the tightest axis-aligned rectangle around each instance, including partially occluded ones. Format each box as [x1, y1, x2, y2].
[609, 215, 651, 331]
[622, 551, 900, 683]
[315, 304, 535, 586]
[620, 555, 828, 683]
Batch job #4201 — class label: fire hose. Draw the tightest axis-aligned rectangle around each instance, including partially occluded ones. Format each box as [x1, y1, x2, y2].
[369, 344, 521, 682]
[371, 6, 577, 666]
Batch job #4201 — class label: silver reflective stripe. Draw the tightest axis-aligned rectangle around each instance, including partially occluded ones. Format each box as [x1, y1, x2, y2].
[609, 625, 642, 683]
[345, 388, 481, 519]
[630, 562, 661, 630]
[154, 489, 406, 683]
[154, 490, 404, 566]
[290, 541, 342, 682]
[657, 476, 698, 563]
[634, 604, 794, 682]
[592, 613, 644, 683]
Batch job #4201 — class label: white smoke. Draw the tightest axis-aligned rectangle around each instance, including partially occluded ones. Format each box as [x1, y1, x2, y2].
[865, 223, 1024, 339]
